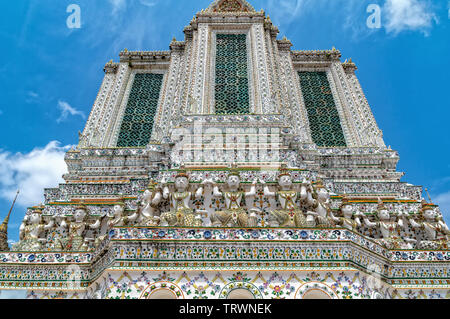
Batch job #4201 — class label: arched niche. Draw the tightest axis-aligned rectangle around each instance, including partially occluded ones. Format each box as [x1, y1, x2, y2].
[139, 281, 184, 299]
[219, 282, 263, 299]
[227, 288, 256, 299]
[371, 291, 384, 299]
[302, 289, 332, 299]
[147, 289, 178, 299]
[295, 282, 338, 299]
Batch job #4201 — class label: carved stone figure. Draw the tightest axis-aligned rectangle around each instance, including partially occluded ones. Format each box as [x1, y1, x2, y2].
[306, 181, 335, 228]
[48, 215, 68, 251]
[160, 169, 205, 227]
[95, 200, 138, 246]
[406, 201, 450, 250]
[15, 208, 54, 251]
[262, 167, 307, 228]
[299, 178, 315, 207]
[59, 204, 100, 251]
[329, 197, 363, 232]
[109, 202, 139, 227]
[138, 181, 163, 226]
[210, 169, 258, 227]
[363, 198, 412, 249]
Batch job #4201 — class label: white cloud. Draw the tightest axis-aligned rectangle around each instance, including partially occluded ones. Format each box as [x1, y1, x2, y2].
[25, 91, 40, 104]
[28, 91, 38, 99]
[264, 0, 439, 39]
[109, 0, 127, 15]
[0, 141, 71, 208]
[0, 290, 28, 299]
[57, 100, 86, 123]
[266, 0, 306, 27]
[139, 0, 159, 7]
[383, 0, 438, 35]
[264, 0, 370, 40]
[434, 191, 450, 224]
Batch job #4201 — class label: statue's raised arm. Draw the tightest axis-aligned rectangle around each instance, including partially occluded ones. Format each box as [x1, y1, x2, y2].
[261, 179, 276, 197]
[245, 179, 258, 197]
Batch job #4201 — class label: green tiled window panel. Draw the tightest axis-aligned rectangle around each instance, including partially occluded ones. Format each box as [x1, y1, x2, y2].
[298, 71, 347, 147]
[215, 34, 250, 115]
[116, 73, 163, 147]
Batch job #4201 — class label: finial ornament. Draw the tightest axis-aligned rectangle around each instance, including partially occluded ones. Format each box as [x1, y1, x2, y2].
[209, 0, 255, 13]
[425, 188, 433, 203]
[0, 190, 20, 251]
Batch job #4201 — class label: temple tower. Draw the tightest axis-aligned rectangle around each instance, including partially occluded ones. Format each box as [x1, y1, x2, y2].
[0, 0, 448, 300]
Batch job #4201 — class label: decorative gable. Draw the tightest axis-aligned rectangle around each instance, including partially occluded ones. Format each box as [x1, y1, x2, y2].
[207, 0, 256, 13]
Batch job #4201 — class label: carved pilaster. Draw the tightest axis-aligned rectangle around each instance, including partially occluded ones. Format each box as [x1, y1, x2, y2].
[343, 60, 386, 148]
[251, 24, 273, 114]
[192, 24, 209, 114]
[79, 67, 116, 149]
[99, 63, 132, 148]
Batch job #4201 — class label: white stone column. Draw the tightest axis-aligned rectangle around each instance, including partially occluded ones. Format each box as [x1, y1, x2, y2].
[154, 49, 184, 141]
[279, 51, 313, 143]
[79, 66, 117, 148]
[251, 24, 273, 114]
[192, 24, 210, 114]
[329, 62, 365, 147]
[98, 63, 131, 148]
[345, 69, 386, 148]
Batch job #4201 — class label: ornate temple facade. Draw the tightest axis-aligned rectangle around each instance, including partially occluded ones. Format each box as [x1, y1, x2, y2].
[0, 0, 449, 299]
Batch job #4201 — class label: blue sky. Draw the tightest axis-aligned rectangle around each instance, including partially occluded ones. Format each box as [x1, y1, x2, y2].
[0, 0, 449, 248]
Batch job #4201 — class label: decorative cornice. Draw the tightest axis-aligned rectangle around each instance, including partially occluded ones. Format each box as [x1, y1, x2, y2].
[119, 49, 171, 63]
[183, 24, 195, 39]
[1, 228, 449, 291]
[264, 16, 279, 37]
[292, 48, 342, 62]
[342, 58, 358, 73]
[103, 60, 119, 74]
[169, 39, 186, 52]
[195, 12, 265, 24]
[277, 37, 293, 52]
